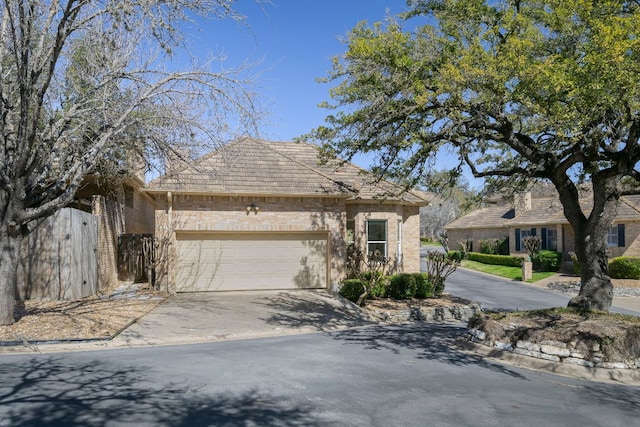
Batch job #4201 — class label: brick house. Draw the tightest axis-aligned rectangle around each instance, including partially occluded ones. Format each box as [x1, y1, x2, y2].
[446, 190, 640, 259]
[145, 137, 428, 293]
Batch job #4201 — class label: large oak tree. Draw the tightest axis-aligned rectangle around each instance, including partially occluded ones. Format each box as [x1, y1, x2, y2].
[308, 0, 640, 311]
[0, 0, 259, 325]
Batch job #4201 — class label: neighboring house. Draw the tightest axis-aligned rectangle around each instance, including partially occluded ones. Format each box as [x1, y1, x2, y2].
[446, 190, 640, 259]
[145, 137, 428, 293]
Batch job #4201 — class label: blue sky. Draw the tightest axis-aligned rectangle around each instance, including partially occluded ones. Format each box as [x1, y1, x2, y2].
[192, 0, 409, 141]
[184, 0, 480, 187]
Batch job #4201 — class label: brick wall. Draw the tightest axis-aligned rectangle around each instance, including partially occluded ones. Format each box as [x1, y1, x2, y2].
[346, 202, 422, 274]
[123, 187, 155, 234]
[93, 196, 125, 293]
[154, 194, 347, 292]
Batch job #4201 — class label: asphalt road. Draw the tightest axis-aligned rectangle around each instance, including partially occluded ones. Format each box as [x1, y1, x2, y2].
[421, 246, 640, 315]
[1, 324, 638, 427]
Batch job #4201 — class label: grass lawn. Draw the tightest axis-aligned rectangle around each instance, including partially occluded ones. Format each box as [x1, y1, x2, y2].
[460, 260, 557, 283]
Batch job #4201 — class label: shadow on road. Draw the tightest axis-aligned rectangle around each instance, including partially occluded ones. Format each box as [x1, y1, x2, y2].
[332, 323, 530, 380]
[0, 356, 326, 426]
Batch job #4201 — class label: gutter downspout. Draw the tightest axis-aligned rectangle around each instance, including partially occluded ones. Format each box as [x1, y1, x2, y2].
[167, 191, 173, 293]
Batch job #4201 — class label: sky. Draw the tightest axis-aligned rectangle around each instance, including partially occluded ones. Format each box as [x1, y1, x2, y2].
[182, 0, 480, 187]
[187, 0, 408, 141]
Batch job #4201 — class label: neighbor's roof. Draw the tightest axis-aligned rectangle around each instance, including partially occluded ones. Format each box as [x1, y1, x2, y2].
[145, 138, 428, 205]
[446, 193, 640, 230]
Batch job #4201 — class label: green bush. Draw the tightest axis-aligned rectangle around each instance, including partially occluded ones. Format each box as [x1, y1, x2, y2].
[412, 273, 434, 298]
[609, 257, 640, 279]
[532, 250, 563, 272]
[361, 270, 383, 283]
[447, 250, 464, 261]
[466, 252, 524, 267]
[369, 277, 389, 298]
[339, 279, 365, 303]
[569, 252, 581, 276]
[388, 273, 416, 300]
[432, 277, 446, 296]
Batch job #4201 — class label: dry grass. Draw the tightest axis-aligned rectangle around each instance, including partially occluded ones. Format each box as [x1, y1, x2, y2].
[0, 289, 167, 342]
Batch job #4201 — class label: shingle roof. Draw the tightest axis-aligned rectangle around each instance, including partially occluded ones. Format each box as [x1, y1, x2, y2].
[446, 192, 640, 230]
[146, 138, 428, 205]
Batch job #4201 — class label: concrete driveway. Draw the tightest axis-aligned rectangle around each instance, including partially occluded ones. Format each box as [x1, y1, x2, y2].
[111, 290, 372, 348]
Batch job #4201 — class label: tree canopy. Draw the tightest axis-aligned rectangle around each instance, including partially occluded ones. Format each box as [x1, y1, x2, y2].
[0, 0, 260, 324]
[308, 0, 640, 310]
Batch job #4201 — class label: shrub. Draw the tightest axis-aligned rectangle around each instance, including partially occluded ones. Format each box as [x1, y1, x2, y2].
[339, 279, 364, 303]
[532, 250, 563, 272]
[361, 270, 383, 283]
[479, 238, 501, 255]
[369, 277, 389, 298]
[432, 277, 446, 296]
[412, 273, 434, 299]
[609, 257, 640, 279]
[447, 250, 464, 261]
[466, 252, 524, 267]
[568, 252, 580, 275]
[497, 237, 509, 255]
[388, 273, 416, 300]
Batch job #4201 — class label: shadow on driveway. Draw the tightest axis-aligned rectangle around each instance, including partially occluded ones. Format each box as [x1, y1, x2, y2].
[256, 290, 372, 332]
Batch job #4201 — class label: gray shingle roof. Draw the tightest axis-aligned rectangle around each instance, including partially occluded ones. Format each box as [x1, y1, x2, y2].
[146, 138, 428, 205]
[446, 193, 640, 230]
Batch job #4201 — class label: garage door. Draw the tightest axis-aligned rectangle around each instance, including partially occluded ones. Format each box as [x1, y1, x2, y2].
[175, 232, 328, 292]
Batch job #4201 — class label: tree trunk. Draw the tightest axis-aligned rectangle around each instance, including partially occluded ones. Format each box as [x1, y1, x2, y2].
[0, 227, 21, 325]
[567, 221, 613, 311]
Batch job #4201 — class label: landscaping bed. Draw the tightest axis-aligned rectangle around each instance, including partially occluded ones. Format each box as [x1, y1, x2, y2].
[0, 285, 167, 344]
[468, 308, 640, 369]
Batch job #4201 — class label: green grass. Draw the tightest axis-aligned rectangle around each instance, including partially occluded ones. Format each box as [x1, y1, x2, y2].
[460, 260, 557, 283]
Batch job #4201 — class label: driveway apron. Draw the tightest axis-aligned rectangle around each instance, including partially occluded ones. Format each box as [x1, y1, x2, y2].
[111, 290, 372, 348]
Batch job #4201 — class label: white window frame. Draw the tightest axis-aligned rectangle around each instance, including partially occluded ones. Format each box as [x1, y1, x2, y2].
[366, 220, 387, 258]
[607, 226, 619, 247]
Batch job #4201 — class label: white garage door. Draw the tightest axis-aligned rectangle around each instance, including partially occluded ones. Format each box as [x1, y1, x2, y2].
[175, 232, 328, 292]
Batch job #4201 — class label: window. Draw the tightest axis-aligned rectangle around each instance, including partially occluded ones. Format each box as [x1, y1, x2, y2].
[607, 224, 625, 247]
[608, 226, 618, 247]
[367, 220, 387, 258]
[546, 229, 557, 251]
[515, 228, 536, 252]
[520, 229, 532, 251]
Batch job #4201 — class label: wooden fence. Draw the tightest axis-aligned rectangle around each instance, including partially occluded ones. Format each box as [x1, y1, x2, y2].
[16, 208, 98, 300]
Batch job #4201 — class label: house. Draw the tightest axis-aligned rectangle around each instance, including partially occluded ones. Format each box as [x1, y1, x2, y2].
[445, 190, 640, 259]
[145, 137, 428, 293]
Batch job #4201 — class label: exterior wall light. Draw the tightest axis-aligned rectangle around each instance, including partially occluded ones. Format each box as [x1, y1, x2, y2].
[246, 203, 260, 215]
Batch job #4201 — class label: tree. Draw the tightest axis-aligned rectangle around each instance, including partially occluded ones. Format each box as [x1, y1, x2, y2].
[0, 0, 260, 325]
[307, 0, 640, 311]
[419, 169, 478, 241]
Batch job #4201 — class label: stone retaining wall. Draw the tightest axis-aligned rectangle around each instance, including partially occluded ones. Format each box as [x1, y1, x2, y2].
[468, 329, 640, 370]
[367, 303, 482, 323]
